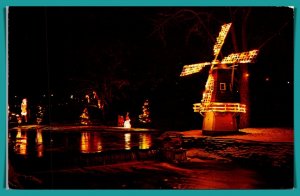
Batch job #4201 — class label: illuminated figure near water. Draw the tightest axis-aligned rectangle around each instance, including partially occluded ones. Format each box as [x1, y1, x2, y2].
[118, 115, 125, 127]
[180, 23, 259, 134]
[139, 99, 152, 125]
[36, 105, 44, 125]
[80, 108, 90, 125]
[20, 98, 28, 123]
[124, 112, 131, 128]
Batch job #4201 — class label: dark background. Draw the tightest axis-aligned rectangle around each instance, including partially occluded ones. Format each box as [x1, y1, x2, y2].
[8, 7, 294, 128]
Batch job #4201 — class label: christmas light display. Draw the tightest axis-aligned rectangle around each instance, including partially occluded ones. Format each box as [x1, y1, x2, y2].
[213, 23, 232, 60]
[124, 112, 131, 128]
[179, 22, 259, 133]
[80, 108, 90, 125]
[139, 99, 152, 124]
[221, 49, 259, 64]
[180, 62, 211, 76]
[20, 98, 28, 123]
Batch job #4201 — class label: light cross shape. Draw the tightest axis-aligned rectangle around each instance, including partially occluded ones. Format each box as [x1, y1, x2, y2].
[180, 23, 232, 77]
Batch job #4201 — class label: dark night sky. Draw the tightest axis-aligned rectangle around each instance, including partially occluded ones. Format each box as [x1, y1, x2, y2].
[8, 7, 294, 128]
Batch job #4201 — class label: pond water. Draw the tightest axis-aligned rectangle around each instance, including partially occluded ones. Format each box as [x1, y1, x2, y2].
[8, 127, 294, 189]
[8, 127, 159, 158]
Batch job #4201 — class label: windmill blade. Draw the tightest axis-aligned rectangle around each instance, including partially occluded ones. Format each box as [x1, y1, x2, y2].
[180, 62, 211, 76]
[213, 23, 232, 61]
[221, 49, 259, 64]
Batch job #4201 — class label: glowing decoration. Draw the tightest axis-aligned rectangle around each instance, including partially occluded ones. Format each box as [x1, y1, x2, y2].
[180, 62, 211, 76]
[36, 105, 44, 125]
[85, 95, 90, 103]
[201, 74, 214, 104]
[179, 22, 260, 133]
[92, 91, 98, 100]
[20, 98, 28, 123]
[221, 50, 259, 64]
[124, 119, 131, 128]
[80, 108, 90, 125]
[17, 114, 22, 125]
[85, 90, 104, 109]
[213, 23, 232, 60]
[139, 99, 152, 124]
[124, 120, 131, 128]
[194, 102, 246, 113]
[124, 112, 131, 128]
[118, 115, 125, 127]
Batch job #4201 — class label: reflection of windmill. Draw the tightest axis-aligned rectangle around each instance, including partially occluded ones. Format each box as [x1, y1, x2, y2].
[180, 23, 259, 135]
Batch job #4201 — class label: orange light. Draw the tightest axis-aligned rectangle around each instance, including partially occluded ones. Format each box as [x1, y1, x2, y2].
[201, 74, 214, 104]
[36, 129, 44, 157]
[80, 132, 90, 153]
[180, 62, 211, 76]
[213, 23, 232, 59]
[194, 102, 246, 113]
[139, 134, 152, 149]
[221, 49, 259, 64]
[21, 98, 27, 116]
[15, 129, 27, 155]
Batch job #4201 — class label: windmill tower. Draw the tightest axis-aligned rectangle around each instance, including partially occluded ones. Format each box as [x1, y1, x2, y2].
[180, 23, 259, 135]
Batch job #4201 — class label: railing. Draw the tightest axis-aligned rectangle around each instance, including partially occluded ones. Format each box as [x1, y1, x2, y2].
[193, 102, 246, 113]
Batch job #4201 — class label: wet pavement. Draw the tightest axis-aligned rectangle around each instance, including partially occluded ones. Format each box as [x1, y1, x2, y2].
[8, 125, 294, 189]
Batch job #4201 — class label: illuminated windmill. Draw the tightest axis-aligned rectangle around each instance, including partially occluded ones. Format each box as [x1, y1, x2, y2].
[180, 23, 259, 134]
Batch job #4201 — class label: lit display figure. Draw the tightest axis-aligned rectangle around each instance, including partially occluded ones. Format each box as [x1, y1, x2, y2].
[20, 98, 28, 123]
[139, 99, 151, 125]
[124, 112, 131, 128]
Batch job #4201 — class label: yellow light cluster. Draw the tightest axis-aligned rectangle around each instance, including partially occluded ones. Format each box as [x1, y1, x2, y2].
[180, 62, 211, 76]
[213, 23, 232, 59]
[221, 49, 259, 64]
[193, 102, 246, 113]
[201, 74, 214, 104]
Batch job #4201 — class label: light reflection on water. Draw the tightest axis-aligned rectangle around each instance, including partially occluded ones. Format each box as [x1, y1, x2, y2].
[15, 128, 27, 155]
[80, 132, 103, 153]
[10, 128, 156, 157]
[139, 133, 152, 149]
[124, 133, 131, 150]
[36, 128, 44, 157]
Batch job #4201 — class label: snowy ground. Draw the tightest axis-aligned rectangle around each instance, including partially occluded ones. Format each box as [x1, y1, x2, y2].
[180, 128, 293, 142]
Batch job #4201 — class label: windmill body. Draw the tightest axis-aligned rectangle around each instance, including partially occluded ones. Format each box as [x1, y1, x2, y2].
[180, 23, 259, 135]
